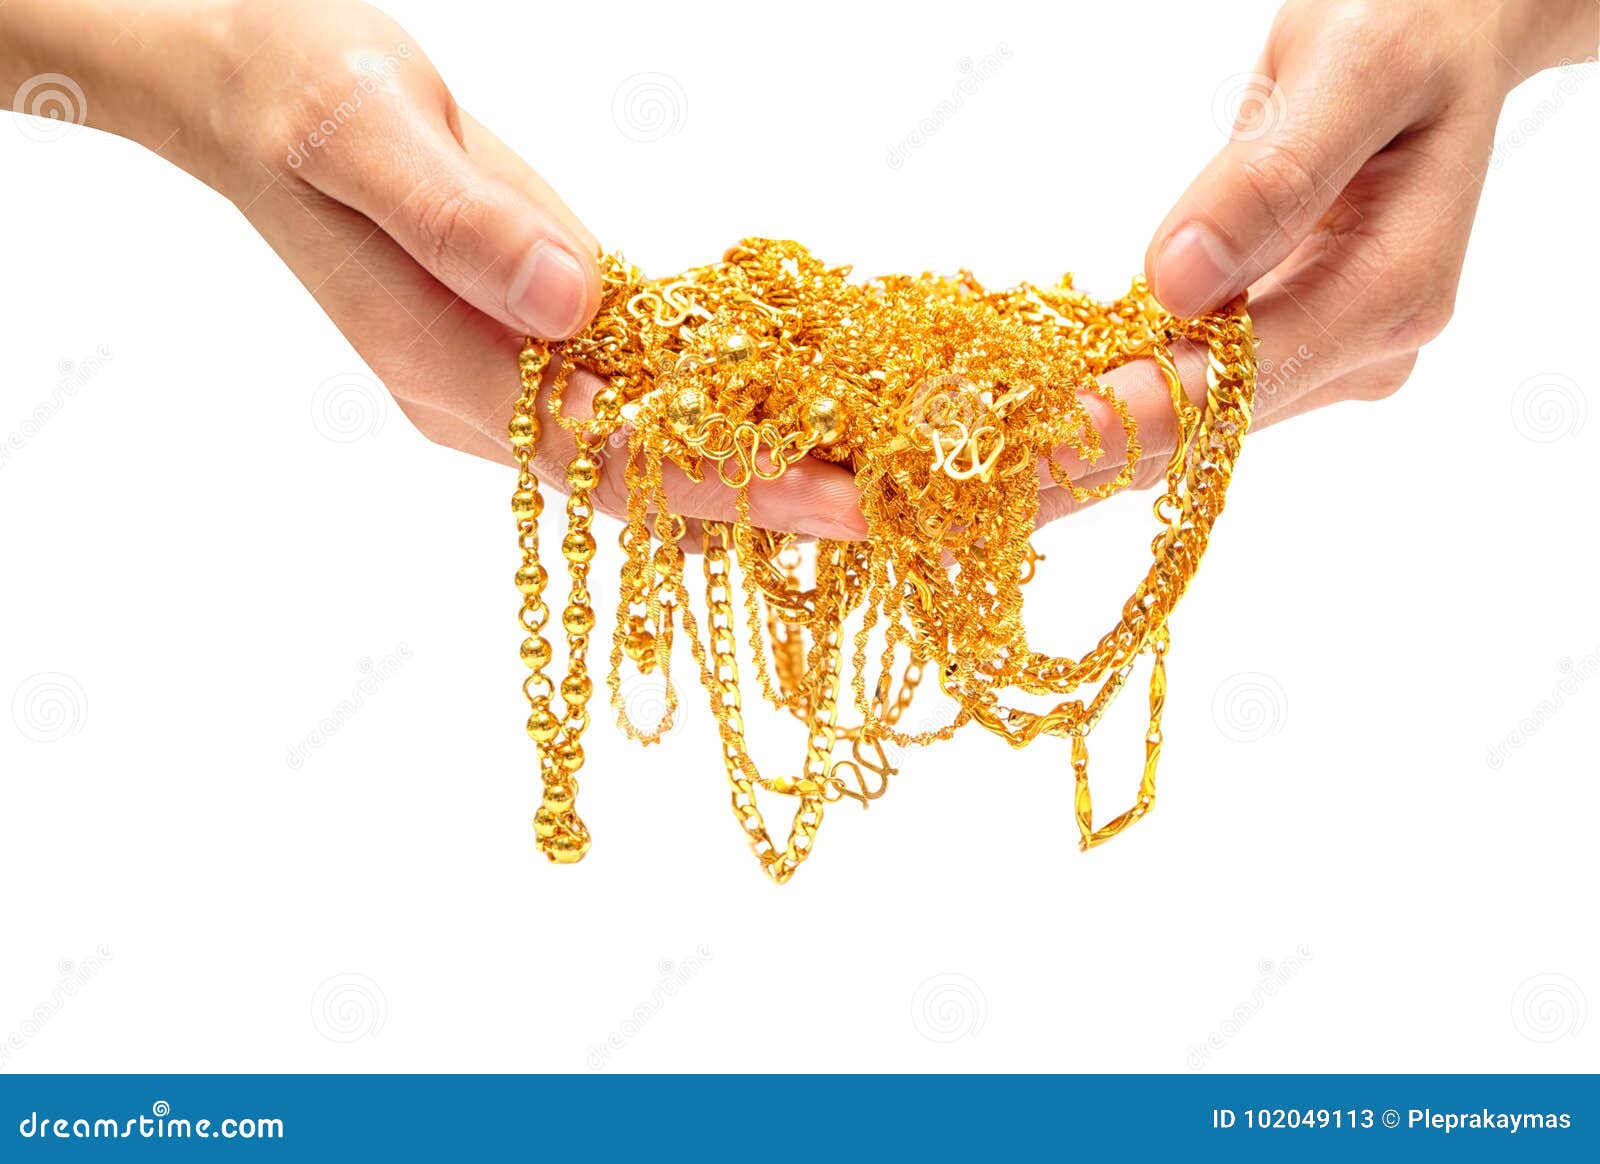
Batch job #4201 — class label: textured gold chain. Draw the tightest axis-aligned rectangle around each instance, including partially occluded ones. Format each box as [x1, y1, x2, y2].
[509, 238, 1256, 878]
[512, 348, 590, 863]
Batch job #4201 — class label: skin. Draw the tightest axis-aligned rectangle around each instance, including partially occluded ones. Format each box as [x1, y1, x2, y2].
[3, 0, 1596, 537]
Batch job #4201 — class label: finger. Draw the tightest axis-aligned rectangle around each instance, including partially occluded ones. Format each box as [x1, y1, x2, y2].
[246, 175, 866, 540]
[235, 173, 540, 452]
[666, 457, 867, 541]
[538, 367, 865, 540]
[1240, 115, 1487, 391]
[1029, 298, 1333, 524]
[295, 87, 601, 340]
[1035, 456, 1168, 529]
[1262, 350, 1418, 425]
[1034, 342, 1422, 532]
[1037, 343, 1211, 492]
[1036, 117, 1478, 526]
[455, 109, 600, 260]
[1146, 29, 1436, 317]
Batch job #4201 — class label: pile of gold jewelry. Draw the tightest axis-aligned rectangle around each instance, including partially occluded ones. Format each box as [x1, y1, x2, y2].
[510, 238, 1255, 882]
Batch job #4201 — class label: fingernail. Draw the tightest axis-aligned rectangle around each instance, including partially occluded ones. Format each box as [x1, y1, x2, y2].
[507, 240, 590, 339]
[1153, 222, 1241, 317]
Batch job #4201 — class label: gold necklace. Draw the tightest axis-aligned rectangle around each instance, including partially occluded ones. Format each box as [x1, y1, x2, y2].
[510, 238, 1256, 881]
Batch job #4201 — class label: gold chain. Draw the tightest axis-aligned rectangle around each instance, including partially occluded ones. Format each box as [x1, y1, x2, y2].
[509, 238, 1256, 878]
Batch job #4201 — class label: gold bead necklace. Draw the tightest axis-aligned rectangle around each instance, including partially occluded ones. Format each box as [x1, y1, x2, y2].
[510, 238, 1256, 881]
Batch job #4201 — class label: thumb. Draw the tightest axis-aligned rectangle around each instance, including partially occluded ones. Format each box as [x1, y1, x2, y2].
[300, 103, 600, 340]
[1145, 66, 1412, 317]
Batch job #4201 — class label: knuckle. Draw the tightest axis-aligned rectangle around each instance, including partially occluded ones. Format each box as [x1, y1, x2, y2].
[1238, 140, 1323, 243]
[1331, 1, 1456, 93]
[410, 180, 481, 279]
[1131, 458, 1167, 493]
[1326, 1, 1403, 54]
[419, 425, 460, 452]
[1381, 280, 1456, 352]
[1320, 238, 1456, 357]
[1349, 352, 1419, 403]
[272, 66, 375, 174]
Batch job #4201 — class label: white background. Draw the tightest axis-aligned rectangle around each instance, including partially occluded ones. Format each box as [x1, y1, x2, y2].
[1, 0, 1595, 1073]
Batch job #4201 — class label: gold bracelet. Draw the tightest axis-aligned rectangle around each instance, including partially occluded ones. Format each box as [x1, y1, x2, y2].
[510, 238, 1256, 882]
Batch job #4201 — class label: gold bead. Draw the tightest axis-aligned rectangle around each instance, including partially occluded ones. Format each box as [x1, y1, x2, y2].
[562, 604, 595, 635]
[805, 396, 842, 446]
[518, 347, 546, 375]
[562, 530, 596, 562]
[560, 674, 592, 705]
[623, 628, 655, 663]
[553, 741, 584, 773]
[714, 332, 757, 365]
[593, 388, 622, 418]
[514, 563, 547, 594]
[542, 783, 574, 814]
[520, 637, 552, 669]
[508, 414, 539, 447]
[511, 489, 542, 519]
[567, 454, 600, 491]
[665, 387, 706, 435]
[653, 544, 683, 578]
[545, 832, 590, 864]
[526, 707, 560, 742]
[532, 806, 562, 839]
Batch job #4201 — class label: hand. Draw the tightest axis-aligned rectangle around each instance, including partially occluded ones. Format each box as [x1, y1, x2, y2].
[0, 0, 867, 539]
[1036, 0, 1598, 527]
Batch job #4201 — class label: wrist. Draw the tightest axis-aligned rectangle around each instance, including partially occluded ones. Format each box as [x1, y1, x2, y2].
[1498, 0, 1599, 77]
[1, 0, 247, 190]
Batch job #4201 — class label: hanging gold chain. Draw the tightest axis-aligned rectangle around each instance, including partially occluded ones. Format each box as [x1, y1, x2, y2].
[508, 239, 1256, 879]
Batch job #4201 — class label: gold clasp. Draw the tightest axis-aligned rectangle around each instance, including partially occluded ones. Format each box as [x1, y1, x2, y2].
[928, 421, 1006, 482]
[826, 732, 896, 808]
